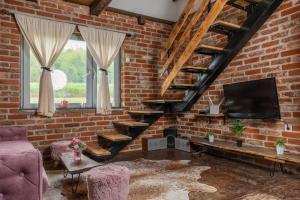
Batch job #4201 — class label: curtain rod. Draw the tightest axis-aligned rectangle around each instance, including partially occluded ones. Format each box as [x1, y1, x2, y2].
[4, 9, 135, 37]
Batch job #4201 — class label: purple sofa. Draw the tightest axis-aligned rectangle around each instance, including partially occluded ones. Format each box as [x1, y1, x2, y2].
[0, 127, 48, 200]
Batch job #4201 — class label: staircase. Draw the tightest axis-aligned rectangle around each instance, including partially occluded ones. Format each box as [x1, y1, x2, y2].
[86, 0, 282, 161]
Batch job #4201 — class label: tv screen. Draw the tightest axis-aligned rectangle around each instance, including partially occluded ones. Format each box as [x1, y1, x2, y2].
[223, 78, 281, 119]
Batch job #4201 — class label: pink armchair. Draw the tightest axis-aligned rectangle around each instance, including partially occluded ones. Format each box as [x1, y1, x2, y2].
[0, 127, 48, 200]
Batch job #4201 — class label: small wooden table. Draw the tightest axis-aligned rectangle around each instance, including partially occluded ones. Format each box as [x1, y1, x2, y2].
[60, 152, 102, 193]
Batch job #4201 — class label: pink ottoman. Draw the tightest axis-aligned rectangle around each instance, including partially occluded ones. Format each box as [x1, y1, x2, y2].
[86, 165, 130, 200]
[50, 141, 71, 163]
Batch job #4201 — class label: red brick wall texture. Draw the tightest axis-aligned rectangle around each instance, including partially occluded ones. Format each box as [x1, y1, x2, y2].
[0, 0, 176, 153]
[0, 0, 299, 154]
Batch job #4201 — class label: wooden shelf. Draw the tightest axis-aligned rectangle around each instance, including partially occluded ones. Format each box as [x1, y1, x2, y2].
[128, 110, 164, 115]
[195, 113, 226, 124]
[190, 137, 300, 165]
[195, 113, 225, 117]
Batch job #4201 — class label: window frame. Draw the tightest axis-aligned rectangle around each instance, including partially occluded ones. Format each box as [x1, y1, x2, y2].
[20, 34, 121, 110]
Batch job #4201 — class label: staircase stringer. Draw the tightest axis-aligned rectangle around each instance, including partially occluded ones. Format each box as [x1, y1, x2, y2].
[161, 0, 229, 96]
[160, 0, 210, 78]
[160, 0, 197, 60]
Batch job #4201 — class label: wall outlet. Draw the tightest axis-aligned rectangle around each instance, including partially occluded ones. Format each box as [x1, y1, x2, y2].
[284, 123, 293, 132]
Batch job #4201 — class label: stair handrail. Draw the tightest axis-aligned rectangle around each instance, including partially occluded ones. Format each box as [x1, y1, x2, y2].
[159, 0, 210, 78]
[161, 0, 229, 96]
[160, 0, 197, 60]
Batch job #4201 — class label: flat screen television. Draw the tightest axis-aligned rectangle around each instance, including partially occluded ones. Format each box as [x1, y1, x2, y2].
[223, 78, 281, 119]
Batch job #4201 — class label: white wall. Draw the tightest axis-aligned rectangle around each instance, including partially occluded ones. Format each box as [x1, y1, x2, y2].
[109, 0, 203, 22]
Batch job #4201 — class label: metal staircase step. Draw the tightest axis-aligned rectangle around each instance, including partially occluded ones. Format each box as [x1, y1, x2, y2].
[113, 121, 149, 128]
[169, 83, 196, 90]
[142, 99, 184, 104]
[128, 110, 164, 115]
[194, 44, 225, 55]
[86, 142, 111, 157]
[181, 66, 209, 73]
[98, 132, 132, 142]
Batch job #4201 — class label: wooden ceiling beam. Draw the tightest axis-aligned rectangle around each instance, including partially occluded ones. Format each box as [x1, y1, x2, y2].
[90, 0, 112, 16]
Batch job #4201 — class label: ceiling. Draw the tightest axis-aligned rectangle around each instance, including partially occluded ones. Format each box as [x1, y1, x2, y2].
[65, 0, 203, 22]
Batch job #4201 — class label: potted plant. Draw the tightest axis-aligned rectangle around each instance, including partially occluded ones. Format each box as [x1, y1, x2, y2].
[208, 130, 215, 143]
[275, 139, 285, 155]
[230, 120, 245, 147]
[69, 138, 87, 161]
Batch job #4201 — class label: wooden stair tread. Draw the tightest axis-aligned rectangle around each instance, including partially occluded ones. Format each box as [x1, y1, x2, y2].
[227, 0, 250, 9]
[98, 132, 132, 142]
[213, 20, 241, 30]
[128, 110, 164, 115]
[169, 83, 195, 90]
[181, 66, 209, 73]
[195, 44, 225, 55]
[198, 44, 224, 51]
[86, 143, 111, 157]
[143, 99, 183, 104]
[113, 121, 149, 127]
[182, 65, 207, 70]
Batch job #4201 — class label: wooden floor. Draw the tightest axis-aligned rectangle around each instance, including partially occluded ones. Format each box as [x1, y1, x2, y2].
[45, 149, 300, 200]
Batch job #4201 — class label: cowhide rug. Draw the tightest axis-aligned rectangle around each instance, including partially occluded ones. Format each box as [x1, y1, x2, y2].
[44, 158, 216, 200]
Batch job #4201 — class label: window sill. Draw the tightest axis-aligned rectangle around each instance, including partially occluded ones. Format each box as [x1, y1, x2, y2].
[20, 107, 125, 114]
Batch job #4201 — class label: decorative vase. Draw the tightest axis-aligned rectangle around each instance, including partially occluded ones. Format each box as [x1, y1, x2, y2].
[236, 139, 243, 147]
[73, 149, 82, 161]
[276, 145, 285, 155]
[208, 135, 214, 143]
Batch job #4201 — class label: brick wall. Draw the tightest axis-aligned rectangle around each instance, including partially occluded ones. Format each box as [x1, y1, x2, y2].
[1, 0, 299, 155]
[177, 0, 300, 153]
[0, 0, 177, 154]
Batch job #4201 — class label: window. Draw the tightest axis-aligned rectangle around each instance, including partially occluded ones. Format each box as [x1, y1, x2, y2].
[21, 34, 121, 109]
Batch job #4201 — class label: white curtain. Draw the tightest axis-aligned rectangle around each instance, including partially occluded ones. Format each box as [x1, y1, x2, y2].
[15, 14, 75, 117]
[79, 26, 125, 114]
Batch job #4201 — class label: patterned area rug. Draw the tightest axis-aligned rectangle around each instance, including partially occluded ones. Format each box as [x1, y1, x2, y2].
[44, 158, 287, 200]
[45, 158, 216, 200]
[116, 159, 216, 200]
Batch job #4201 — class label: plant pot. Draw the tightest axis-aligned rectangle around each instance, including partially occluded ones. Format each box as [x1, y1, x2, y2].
[236, 139, 243, 147]
[208, 135, 214, 143]
[276, 145, 285, 155]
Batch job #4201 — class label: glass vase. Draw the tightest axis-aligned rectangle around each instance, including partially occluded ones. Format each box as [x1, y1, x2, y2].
[73, 149, 82, 161]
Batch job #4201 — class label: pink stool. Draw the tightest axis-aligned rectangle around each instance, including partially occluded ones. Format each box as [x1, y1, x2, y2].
[50, 141, 71, 167]
[86, 165, 130, 200]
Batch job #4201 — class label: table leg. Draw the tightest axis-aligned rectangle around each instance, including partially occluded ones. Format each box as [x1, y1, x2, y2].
[71, 173, 81, 194]
[270, 162, 276, 177]
[270, 162, 286, 177]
